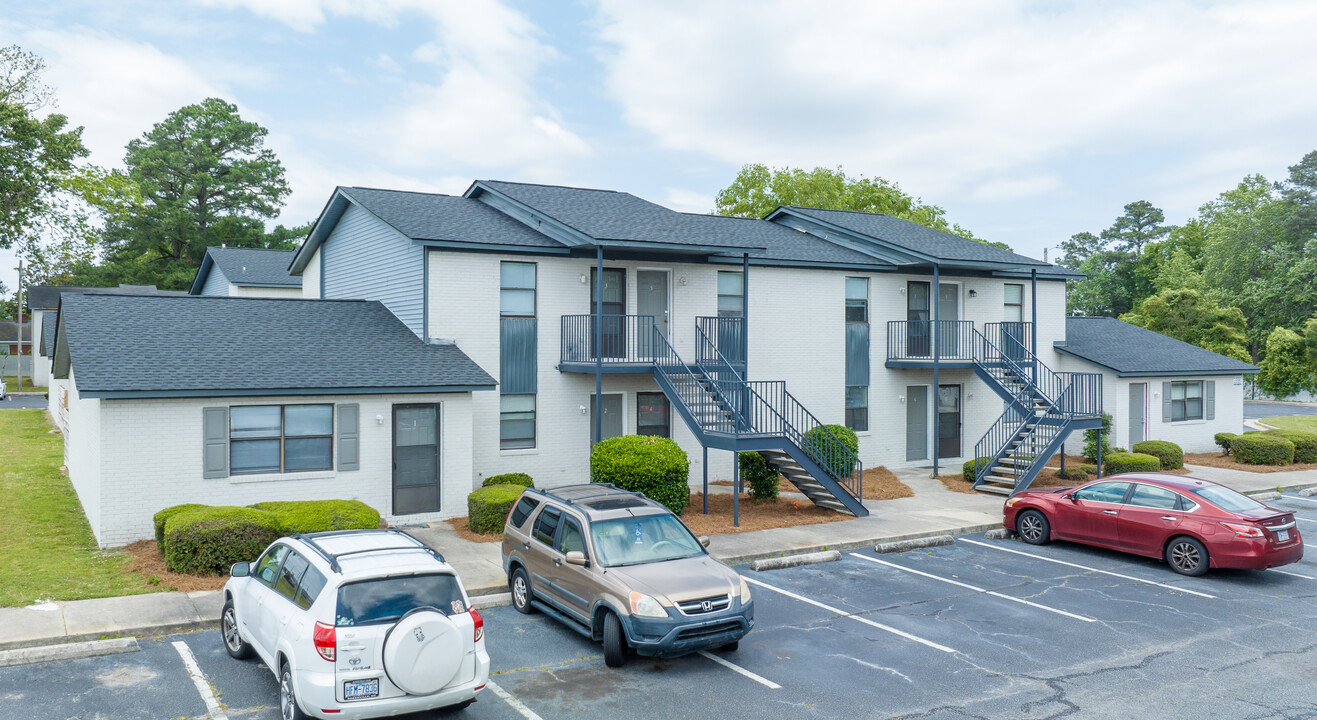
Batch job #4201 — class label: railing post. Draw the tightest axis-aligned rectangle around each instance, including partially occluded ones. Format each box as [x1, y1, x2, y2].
[932, 263, 940, 478]
[594, 247, 603, 445]
[1031, 268, 1038, 385]
[703, 445, 708, 515]
[733, 451, 740, 527]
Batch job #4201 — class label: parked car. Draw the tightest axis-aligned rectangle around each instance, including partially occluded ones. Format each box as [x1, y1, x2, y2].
[1004, 473, 1303, 575]
[502, 483, 753, 667]
[0, 378, 6, 401]
[221, 529, 489, 720]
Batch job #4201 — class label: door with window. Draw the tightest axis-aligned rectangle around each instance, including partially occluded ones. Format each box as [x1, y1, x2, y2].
[590, 268, 626, 359]
[1002, 283, 1029, 361]
[1055, 481, 1131, 546]
[393, 404, 441, 514]
[551, 515, 593, 622]
[937, 385, 962, 459]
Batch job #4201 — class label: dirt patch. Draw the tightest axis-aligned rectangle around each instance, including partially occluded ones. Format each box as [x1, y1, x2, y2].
[1185, 453, 1317, 473]
[120, 541, 227, 594]
[679, 492, 850, 536]
[445, 517, 502, 544]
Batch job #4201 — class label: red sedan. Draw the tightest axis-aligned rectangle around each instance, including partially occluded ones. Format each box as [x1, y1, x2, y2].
[1003, 473, 1303, 576]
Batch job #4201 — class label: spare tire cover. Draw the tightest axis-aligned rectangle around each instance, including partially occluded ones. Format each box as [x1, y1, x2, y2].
[382, 608, 463, 696]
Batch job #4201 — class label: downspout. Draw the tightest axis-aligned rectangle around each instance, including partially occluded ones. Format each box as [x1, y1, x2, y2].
[932, 263, 940, 479]
[595, 246, 603, 445]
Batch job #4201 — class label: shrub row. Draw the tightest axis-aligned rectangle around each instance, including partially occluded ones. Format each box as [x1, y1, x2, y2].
[1103, 452, 1161, 475]
[482, 472, 534, 489]
[1263, 429, 1317, 464]
[1232, 433, 1294, 465]
[1215, 432, 1239, 454]
[591, 435, 690, 515]
[1131, 440, 1183, 470]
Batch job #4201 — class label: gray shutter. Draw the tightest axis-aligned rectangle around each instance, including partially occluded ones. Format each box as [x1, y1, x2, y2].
[202, 407, 229, 479]
[500, 317, 538, 394]
[1161, 382, 1172, 423]
[338, 403, 359, 472]
[1206, 381, 1215, 421]
[845, 323, 870, 386]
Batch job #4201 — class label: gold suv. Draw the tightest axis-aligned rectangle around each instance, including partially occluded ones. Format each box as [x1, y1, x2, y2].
[501, 484, 753, 667]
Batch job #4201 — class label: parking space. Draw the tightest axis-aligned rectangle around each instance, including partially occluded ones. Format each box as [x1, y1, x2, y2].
[7, 499, 1317, 718]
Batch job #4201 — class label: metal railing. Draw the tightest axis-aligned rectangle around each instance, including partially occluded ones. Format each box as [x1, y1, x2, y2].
[561, 314, 662, 364]
[651, 325, 741, 436]
[696, 316, 745, 365]
[885, 320, 976, 361]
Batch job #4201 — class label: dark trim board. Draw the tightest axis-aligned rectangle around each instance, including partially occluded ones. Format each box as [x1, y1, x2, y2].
[885, 360, 976, 370]
[81, 385, 496, 400]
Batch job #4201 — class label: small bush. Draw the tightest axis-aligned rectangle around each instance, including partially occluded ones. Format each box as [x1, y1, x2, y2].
[591, 435, 690, 515]
[803, 424, 859, 479]
[1233, 433, 1295, 465]
[739, 452, 780, 501]
[163, 506, 282, 575]
[1102, 452, 1161, 475]
[153, 504, 207, 548]
[1060, 466, 1092, 481]
[1132, 440, 1184, 470]
[467, 485, 524, 534]
[1263, 429, 1317, 463]
[963, 457, 995, 482]
[1215, 432, 1239, 454]
[482, 472, 534, 489]
[1076, 463, 1099, 477]
[248, 500, 380, 534]
[1083, 413, 1113, 462]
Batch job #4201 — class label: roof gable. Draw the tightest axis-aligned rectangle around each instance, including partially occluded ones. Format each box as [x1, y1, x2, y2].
[1057, 316, 1259, 377]
[190, 247, 301, 294]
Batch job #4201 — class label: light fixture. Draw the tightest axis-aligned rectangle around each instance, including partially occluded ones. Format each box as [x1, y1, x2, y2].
[579, 404, 588, 415]
[968, 289, 978, 298]
[898, 395, 905, 403]
[579, 273, 588, 284]
[899, 287, 906, 295]
[375, 414, 384, 425]
[679, 276, 688, 286]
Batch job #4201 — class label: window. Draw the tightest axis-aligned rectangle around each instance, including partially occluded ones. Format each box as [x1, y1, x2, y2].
[637, 392, 670, 437]
[717, 271, 744, 317]
[558, 518, 587, 559]
[500, 394, 535, 449]
[1073, 481, 1132, 504]
[253, 544, 289, 586]
[532, 507, 561, 546]
[274, 551, 309, 601]
[1191, 485, 1265, 513]
[230, 405, 333, 474]
[1170, 381, 1203, 421]
[845, 277, 868, 323]
[1004, 284, 1024, 322]
[500, 261, 536, 317]
[1127, 484, 1182, 511]
[509, 497, 540, 528]
[295, 566, 327, 610]
[845, 386, 868, 432]
[336, 575, 465, 626]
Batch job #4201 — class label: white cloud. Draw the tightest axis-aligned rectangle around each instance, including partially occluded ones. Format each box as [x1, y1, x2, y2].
[970, 175, 1062, 203]
[661, 188, 715, 214]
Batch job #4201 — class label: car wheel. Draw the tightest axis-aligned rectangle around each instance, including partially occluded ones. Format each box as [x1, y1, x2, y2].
[719, 641, 739, 652]
[1166, 536, 1209, 576]
[602, 612, 628, 668]
[221, 599, 254, 659]
[1016, 509, 1051, 545]
[510, 567, 535, 615]
[279, 661, 310, 720]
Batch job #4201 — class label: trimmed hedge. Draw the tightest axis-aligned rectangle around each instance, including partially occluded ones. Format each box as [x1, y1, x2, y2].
[1060, 466, 1092, 481]
[481, 472, 534, 489]
[963, 457, 994, 482]
[1077, 463, 1099, 477]
[154, 503, 207, 548]
[248, 500, 380, 534]
[1233, 433, 1295, 465]
[1215, 432, 1239, 454]
[163, 506, 282, 575]
[803, 424, 859, 479]
[1263, 429, 1317, 464]
[467, 485, 524, 534]
[591, 435, 691, 515]
[1132, 440, 1184, 470]
[739, 452, 780, 501]
[1102, 452, 1161, 475]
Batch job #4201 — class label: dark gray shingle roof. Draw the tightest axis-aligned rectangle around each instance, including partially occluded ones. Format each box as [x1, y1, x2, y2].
[1057, 316, 1259, 376]
[676, 213, 886, 265]
[57, 294, 495, 397]
[27, 284, 186, 309]
[207, 247, 301, 287]
[342, 187, 565, 248]
[42, 313, 56, 357]
[0, 321, 31, 343]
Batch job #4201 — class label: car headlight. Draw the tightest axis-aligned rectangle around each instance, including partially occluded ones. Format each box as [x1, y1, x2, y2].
[629, 591, 667, 618]
[1005, 498, 1020, 508]
[739, 576, 752, 604]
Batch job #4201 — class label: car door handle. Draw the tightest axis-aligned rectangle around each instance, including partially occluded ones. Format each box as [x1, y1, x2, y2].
[522, 541, 530, 550]
[1103, 510, 1117, 515]
[553, 557, 563, 566]
[1161, 516, 1177, 521]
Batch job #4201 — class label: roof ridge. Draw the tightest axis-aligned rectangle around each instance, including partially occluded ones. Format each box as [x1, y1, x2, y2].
[479, 179, 626, 195]
[344, 186, 462, 199]
[785, 205, 895, 219]
[71, 293, 369, 304]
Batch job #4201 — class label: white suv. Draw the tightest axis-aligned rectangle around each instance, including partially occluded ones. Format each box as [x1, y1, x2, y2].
[221, 529, 490, 720]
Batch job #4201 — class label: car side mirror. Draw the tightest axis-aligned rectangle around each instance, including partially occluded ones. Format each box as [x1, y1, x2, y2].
[1063, 493, 1075, 501]
[698, 536, 711, 548]
[230, 562, 251, 578]
[565, 551, 588, 567]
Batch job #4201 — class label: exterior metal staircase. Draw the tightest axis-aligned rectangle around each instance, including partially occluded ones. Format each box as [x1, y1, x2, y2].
[969, 323, 1103, 495]
[647, 321, 867, 516]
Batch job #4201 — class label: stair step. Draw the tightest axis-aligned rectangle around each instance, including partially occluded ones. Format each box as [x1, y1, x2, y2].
[811, 499, 849, 511]
[975, 485, 1012, 496]
[990, 466, 1017, 475]
[792, 482, 826, 492]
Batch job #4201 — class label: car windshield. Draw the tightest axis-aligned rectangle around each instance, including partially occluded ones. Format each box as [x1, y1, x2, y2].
[1191, 485, 1266, 513]
[590, 514, 704, 567]
[335, 573, 464, 626]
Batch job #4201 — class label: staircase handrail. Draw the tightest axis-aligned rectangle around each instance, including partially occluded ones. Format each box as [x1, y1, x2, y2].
[973, 328, 1047, 406]
[650, 324, 740, 435]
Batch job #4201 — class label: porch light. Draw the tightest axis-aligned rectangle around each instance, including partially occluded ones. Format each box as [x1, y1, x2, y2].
[579, 273, 588, 284]
[968, 289, 978, 298]
[579, 405, 588, 415]
[898, 395, 905, 403]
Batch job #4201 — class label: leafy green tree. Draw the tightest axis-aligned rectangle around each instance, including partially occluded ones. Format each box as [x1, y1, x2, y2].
[1151, 248, 1206, 294]
[0, 98, 88, 250]
[1120, 288, 1249, 362]
[1257, 327, 1312, 398]
[1060, 201, 1169, 317]
[714, 164, 1005, 249]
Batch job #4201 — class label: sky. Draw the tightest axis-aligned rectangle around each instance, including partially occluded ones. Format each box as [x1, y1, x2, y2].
[3, 0, 1317, 294]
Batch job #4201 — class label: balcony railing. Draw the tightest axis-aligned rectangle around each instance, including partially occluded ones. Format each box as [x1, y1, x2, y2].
[886, 320, 977, 362]
[561, 314, 662, 364]
[696, 316, 745, 366]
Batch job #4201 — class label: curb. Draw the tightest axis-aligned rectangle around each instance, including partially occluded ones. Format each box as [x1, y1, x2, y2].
[1299, 487, 1317, 497]
[1250, 491, 1282, 501]
[0, 637, 139, 668]
[470, 592, 512, 610]
[874, 535, 953, 554]
[711, 523, 1003, 566]
[751, 550, 841, 571]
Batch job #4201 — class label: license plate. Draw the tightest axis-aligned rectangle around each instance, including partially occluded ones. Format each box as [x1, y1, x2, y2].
[344, 678, 379, 700]
[1278, 529, 1290, 542]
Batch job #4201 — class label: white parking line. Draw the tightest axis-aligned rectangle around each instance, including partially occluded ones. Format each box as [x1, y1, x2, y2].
[171, 641, 229, 720]
[742, 576, 956, 653]
[1272, 569, 1316, 580]
[1279, 495, 1317, 505]
[486, 681, 545, 720]
[958, 539, 1217, 599]
[697, 650, 782, 689]
[1294, 517, 1317, 524]
[849, 553, 1096, 622]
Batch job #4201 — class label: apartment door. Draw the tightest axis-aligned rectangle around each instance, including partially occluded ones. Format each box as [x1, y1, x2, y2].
[937, 384, 962, 459]
[393, 404, 441, 514]
[906, 385, 928, 461]
[1129, 383, 1147, 448]
[590, 393, 625, 444]
[590, 268, 626, 359]
[636, 270, 669, 356]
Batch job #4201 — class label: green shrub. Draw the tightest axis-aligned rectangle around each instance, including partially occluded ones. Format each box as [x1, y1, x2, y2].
[963, 457, 994, 482]
[163, 506, 282, 575]
[802, 424, 859, 479]
[590, 435, 690, 515]
[481, 472, 534, 489]
[1233, 433, 1295, 465]
[1263, 429, 1317, 463]
[1083, 413, 1113, 462]
[467, 485, 524, 534]
[1060, 466, 1092, 481]
[1076, 463, 1099, 477]
[1215, 432, 1239, 454]
[1102, 452, 1161, 475]
[248, 500, 380, 534]
[153, 504, 207, 548]
[739, 452, 780, 501]
[1132, 440, 1184, 470]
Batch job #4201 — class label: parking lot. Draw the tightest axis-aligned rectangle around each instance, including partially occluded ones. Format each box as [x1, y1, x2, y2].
[7, 493, 1317, 719]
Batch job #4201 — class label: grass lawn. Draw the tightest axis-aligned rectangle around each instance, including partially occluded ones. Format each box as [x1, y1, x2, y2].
[1261, 416, 1317, 433]
[0, 409, 157, 607]
[2, 376, 46, 391]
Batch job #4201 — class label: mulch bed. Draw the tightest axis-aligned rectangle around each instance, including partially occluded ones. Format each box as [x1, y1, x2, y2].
[120, 541, 229, 593]
[716, 466, 914, 502]
[446, 517, 503, 544]
[1185, 453, 1317, 474]
[679, 492, 851, 536]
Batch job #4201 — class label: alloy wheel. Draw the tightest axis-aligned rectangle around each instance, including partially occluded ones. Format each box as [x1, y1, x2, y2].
[1019, 514, 1043, 542]
[222, 608, 240, 652]
[280, 668, 295, 720]
[1170, 541, 1201, 572]
[512, 575, 527, 609]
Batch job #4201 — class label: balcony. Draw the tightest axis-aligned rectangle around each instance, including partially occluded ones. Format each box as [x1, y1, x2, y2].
[885, 321, 1031, 368]
[559, 314, 662, 373]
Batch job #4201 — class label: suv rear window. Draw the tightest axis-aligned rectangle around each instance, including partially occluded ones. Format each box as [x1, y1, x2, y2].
[335, 574, 465, 626]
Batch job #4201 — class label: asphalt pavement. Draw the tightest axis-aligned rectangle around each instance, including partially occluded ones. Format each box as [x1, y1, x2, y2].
[0, 395, 47, 409]
[1245, 399, 1317, 419]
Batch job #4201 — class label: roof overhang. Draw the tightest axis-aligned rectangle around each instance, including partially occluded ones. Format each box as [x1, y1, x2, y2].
[1053, 345, 1260, 377]
[80, 384, 497, 400]
[289, 189, 354, 275]
[188, 253, 217, 294]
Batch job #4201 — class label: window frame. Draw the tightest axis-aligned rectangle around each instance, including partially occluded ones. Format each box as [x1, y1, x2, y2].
[845, 385, 868, 432]
[717, 271, 744, 318]
[229, 404, 334, 475]
[500, 393, 536, 450]
[845, 277, 869, 324]
[637, 392, 671, 438]
[1170, 380, 1204, 422]
[1004, 283, 1024, 322]
[499, 261, 537, 318]
[253, 544, 290, 587]
[557, 516, 589, 560]
[532, 506, 562, 547]
[1126, 483, 1184, 511]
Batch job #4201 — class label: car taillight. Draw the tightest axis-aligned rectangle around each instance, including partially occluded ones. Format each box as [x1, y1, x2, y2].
[1220, 521, 1265, 539]
[470, 608, 484, 643]
[313, 621, 336, 661]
